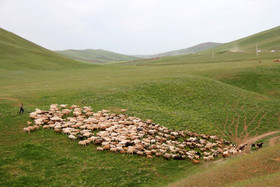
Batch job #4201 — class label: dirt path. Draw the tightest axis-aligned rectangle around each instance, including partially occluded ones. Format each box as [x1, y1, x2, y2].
[269, 135, 280, 146]
[242, 130, 280, 145]
[0, 97, 19, 102]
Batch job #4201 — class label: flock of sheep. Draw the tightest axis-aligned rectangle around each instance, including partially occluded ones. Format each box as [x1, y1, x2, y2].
[24, 104, 246, 162]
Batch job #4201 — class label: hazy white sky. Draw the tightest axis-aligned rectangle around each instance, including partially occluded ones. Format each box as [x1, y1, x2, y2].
[0, 0, 279, 55]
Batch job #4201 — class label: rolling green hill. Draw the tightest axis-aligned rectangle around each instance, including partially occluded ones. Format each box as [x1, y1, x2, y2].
[0, 26, 280, 186]
[137, 42, 222, 58]
[209, 26, 280, 53]
[55, 49, 140, 63]
[0, 27, 89, 70]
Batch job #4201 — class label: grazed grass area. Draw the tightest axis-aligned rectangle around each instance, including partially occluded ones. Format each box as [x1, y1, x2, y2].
[1, 56, 280, 186]
[1, 27, 280, 186]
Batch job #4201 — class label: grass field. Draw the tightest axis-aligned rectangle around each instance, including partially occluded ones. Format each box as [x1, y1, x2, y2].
[171, 143, 280, 187]
[205, 26, 280, 53]
[55, 49, 140, 64]
[1, 26, 280, 186]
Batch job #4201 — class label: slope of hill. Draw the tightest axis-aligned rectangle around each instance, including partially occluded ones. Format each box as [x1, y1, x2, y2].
[137, 42, 222, 58]
[55, 49, 140, 63]
[172, 143, 280, 187]
[0, 27, 89, 70]
[210, 26, 280, 53]
[1, 27, 280, 187]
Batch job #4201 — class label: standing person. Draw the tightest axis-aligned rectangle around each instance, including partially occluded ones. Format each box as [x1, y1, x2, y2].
[19, 103, 24, 114]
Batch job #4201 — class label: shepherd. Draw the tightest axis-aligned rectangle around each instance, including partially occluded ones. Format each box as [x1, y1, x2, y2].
[19, 103, 24, 114]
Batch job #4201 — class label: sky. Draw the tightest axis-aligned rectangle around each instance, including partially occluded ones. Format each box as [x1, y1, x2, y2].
[0, 0, 279, 55]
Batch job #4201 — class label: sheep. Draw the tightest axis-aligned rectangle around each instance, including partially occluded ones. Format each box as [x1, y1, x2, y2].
[94, 138, 103, 144]
[188, 155, 194, 160]
[203, 156, 210, 161]
[78, 141, 87, 146]
[146, 119, 153, 124]
[29, 112, 37, 119]
[96, 147, 103, 151]
[136, 151, 144, 156]
[83, 133, 92, 138]
[68, 134, 77, 140]
[147, 155, 153, 159]
[229, 149, 237, 155]
[23, 127, 31, 133]
[43, 125, 51, 129]
[203, 152, 211, 156]
[192, 159, 201, 164]
[54, 128, 62, 133]
[127, 148, 134, 154]
[145, 150, 152, 155]
[156, 152, 162, 157]
[116, 147, 123, 152]
[237, 144, 247, 151]
[222, 151, 229, 158]
[164, 153, 171, 160]
[170, 131, 178, 136]
[110, 148, 117, 152]
[178, 144, 186, 149]
[103, 144, 110, 150]
[28, 126, 36, 131]
[60, 104, 68, 108]
[62, 109, 71, 115]
[210, 135, 218, 140]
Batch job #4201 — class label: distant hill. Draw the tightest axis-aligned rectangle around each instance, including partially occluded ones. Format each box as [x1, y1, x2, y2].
[137, 42, 222, 58]
[209, 26, 280, 53]
[55, 49, 140, 63]
[0, 27, 88, 70]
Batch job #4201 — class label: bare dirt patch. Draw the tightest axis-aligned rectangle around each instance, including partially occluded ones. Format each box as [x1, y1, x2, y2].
[0, 97, 20, 107]
[0, 97, 19, 102]
[272, 157, 280, 162]
[0, 97, 36, 107]
[242, 131, 280, 145]
[269, 90, 280, 97]
[269, 135, 280, 146]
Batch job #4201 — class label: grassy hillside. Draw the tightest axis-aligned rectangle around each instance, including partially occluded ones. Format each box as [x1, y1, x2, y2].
[172, 143, 280, 187]
[1, 55, 280, 186]
[55, 49, 140, 63]
[0, 27, 280, 186]
[137, 42, 222, 58]
[0, 27, 90, 70]
[209, 26, 280, 53]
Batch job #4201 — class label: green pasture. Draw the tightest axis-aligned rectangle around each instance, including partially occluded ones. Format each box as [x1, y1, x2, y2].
[1, 26, 280, 186]
[55, 49, 140, 64]
[1, 51, 280, 186]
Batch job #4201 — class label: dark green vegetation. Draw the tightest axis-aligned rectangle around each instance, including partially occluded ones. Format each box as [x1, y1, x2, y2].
[56, 49, 140, 64]
[0, 26, 280, 186]
[137, 42, 222, 58]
